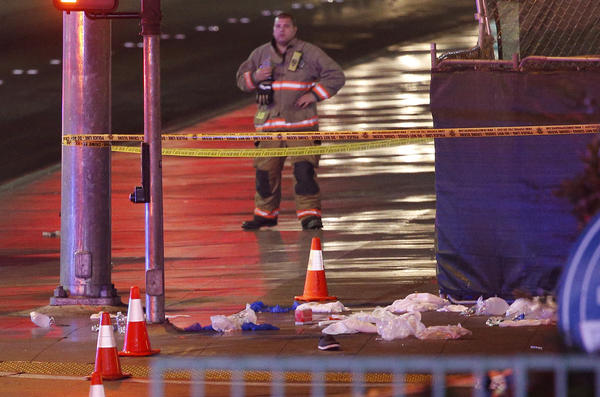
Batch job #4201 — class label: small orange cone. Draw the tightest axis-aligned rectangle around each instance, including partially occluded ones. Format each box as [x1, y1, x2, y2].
[89, 371, 106, 397]
[119, 286, 160, 357]
[93, 312, 131, 380]
[295, 237, 337, 301]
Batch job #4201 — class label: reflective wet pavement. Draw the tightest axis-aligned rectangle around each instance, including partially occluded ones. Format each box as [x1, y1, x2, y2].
[0, 24, 565, 396]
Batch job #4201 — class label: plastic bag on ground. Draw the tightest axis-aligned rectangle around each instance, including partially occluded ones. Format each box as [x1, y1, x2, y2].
[30, 311, 54, 328]
[377, 312, 426, 341]
[210, 304, 257, 332]
[351, 307, 397, 325]
[505, 297, 556, 321]
[436, 304, 470, 313]
[386, 293, 450, 313]
[416, 324, 472, 340]
[322, 316, 378, 335]
[473, 296, 510, 316]
[295, 301, 348, 313]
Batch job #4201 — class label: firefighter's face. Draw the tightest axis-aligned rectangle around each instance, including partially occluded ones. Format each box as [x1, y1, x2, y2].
[273, 16, 297, 46]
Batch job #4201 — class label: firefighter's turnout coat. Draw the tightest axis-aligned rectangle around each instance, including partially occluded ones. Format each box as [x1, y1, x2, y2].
[236, 38, 345, 220]
[236, 38, 345, 131]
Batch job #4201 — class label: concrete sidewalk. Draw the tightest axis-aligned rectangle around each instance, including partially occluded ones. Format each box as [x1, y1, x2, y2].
[0, 25, 569, 396]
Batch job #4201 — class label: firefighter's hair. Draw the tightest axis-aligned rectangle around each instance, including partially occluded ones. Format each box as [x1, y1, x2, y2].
[275, 12, 296, 27]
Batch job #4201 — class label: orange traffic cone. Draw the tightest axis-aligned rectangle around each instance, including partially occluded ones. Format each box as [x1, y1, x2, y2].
[93, 312, 131, 380]
[89, 371, 106, 397]
[119, 286, 159, 357]
[294, 237, 337, 301]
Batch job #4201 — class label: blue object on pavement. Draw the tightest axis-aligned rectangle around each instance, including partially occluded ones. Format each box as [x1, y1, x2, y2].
[241, 322, 280, 331]
[182, 321, 279, 332]
[250, 301, 298, 313]
[183, 323, 216, 332]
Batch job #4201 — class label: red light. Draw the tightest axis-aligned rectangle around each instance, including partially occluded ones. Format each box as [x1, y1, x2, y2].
[53, 0, 119, 12]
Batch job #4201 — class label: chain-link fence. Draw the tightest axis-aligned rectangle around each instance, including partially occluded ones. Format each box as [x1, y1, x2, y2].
[493, 0, 600, 59]
[435, 0, 600, 71]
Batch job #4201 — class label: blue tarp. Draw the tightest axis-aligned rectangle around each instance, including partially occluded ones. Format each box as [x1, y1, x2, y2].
[430, 70, 600, 301]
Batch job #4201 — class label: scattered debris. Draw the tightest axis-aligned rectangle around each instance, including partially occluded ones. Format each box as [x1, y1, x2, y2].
[91, 312, 126, 334]
[482, 296, 557, 326]
[295, 301, 348, 313]
[499, 318, 553, 327]
[294, 308, 313, 325]
[485, 317, 505, 327]
[30, 311, 54, 328]
[386, 293, 450, 313]
[377, 311, 426, 340]
[505, 297, 556, 321]
[211, 304, 257, 332]
[320, 307, 472, 341]
[415, 324, 472, 340]
[322, 316, 378, 335]
[473, 296, 510, 316]
[437, 304, 470, 313]
[250, 301, 298, 313]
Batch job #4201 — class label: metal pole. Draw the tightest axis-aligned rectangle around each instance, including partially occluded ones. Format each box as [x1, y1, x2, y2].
[142, 0, 165, 323]
[52, 11, 121, 306]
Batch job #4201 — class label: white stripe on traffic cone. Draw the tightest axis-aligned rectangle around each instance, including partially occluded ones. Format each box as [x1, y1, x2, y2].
[89, 371, 106, 397]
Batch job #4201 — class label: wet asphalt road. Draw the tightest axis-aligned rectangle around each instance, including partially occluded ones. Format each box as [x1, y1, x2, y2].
[0, 0, 475, 184]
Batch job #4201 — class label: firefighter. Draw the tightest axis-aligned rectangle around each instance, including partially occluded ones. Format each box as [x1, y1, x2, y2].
[236, 12, 345, 230]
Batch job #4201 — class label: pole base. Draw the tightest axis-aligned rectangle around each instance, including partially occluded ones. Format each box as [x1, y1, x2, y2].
[50, 296, 123, 306]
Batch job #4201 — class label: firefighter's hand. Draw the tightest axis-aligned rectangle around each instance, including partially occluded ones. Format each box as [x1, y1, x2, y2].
[295, 93, 317, 108]
[254, 67, 273, 82]
[256, 81, 273, 105]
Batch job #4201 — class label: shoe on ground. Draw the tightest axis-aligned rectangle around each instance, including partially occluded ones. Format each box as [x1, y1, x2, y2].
[241, 215, 277, 230]
[318, 335, 340, 351]
[301, 215, 323, 230]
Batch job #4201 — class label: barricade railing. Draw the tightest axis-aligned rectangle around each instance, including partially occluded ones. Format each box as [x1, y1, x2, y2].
[150, 354, 600, 397]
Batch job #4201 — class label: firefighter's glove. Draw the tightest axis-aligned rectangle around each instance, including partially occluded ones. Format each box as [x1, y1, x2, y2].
[256, 80, 274, 105]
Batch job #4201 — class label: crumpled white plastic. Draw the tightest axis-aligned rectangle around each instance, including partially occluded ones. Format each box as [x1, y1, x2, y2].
[319, 306, 472, 341]
[319, 308, 392, 329]
[210, 304, 257, 332]
[30, 311, 54, 328]
[505, 297, 556, 321]
[473, 296, 510, 316]
[499, 318, 553, 327]
[436, 304, 470, 313]
[416, 324, 472, 340]
[350, 307, 396, 324]
[377, 312, 426, 341]
[322, 316, 378, 335]
[295, 301, 348, 313]
[386, 293, 450, 313]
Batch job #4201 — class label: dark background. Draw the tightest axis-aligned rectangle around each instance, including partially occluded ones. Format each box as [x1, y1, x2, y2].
[0, 0, 475, 183]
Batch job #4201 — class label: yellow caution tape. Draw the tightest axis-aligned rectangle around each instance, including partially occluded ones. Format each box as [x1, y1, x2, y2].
[62, 123, 600, 145]
[110, 138, 425, 157]
[62, 123, 600, 158]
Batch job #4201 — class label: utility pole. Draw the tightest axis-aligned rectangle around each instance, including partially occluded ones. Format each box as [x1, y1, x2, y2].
[51, 0, 165, 321]
[141, 0, 165, 323]
[52, 10, 120, 306]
